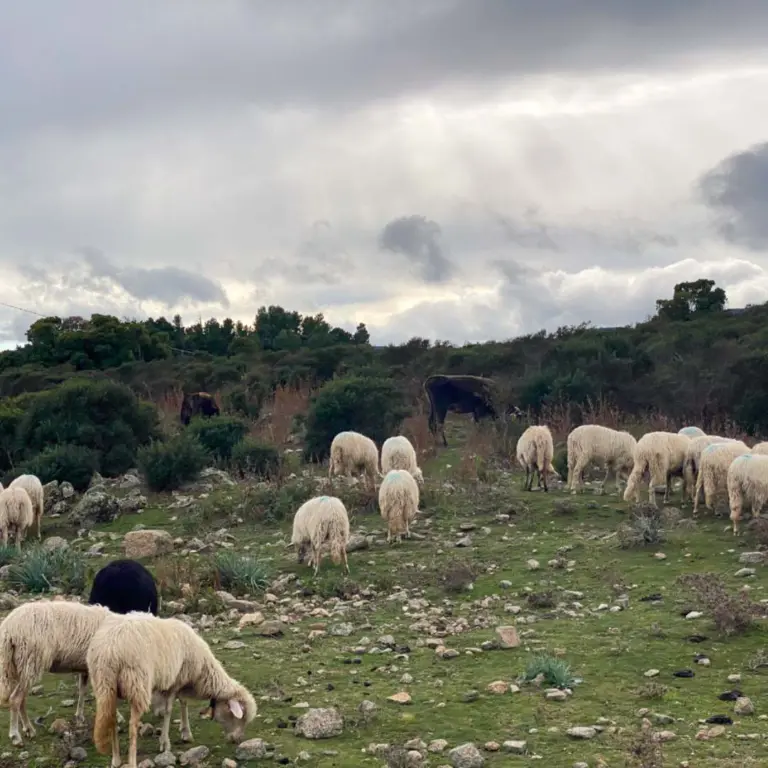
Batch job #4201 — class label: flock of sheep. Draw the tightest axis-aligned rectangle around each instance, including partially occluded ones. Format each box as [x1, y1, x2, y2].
[289, 431, 425, 574]
[516, 421, 768, 533]
[0, 559, 256, 768]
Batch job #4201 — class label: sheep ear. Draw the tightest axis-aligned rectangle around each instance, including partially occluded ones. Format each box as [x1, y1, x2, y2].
[228, 699, 244, 719]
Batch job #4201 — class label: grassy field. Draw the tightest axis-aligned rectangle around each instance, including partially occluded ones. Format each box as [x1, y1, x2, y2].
[1, 423, 768, 767]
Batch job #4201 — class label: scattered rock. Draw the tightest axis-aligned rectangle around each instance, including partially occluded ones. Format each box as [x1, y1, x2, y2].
[448, 742, 485, 767]
[567, 727, 597, 740]
[387, 692, 412, 705]
[179, 745, 210, 765]
[70, 491, 121, 525]
[739, 552, 766, 564]
[42, 536, 68, 552]
[735, 697, 755, 716]
[235, 738, 269, 760]
[502, 740, 527, 754]
[495, 626, 520, 649]
[294, 708, 344, 739]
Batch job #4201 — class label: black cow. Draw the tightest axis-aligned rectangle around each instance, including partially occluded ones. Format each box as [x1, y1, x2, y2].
[180, 391, 220, 426]
[423, 374, 523, 446]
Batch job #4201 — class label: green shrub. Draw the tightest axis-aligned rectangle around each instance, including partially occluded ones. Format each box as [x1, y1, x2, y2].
[16, 379, 159, 475]
[230, 438, 280, 479]
[187, 415, 249, 462]
[521, 654, 576, 689]
[138, 432, 209, 492]
[4, 444, 100, 491]
[214, 551, 271, 593]
[0, 545, 19, 568]
[304, 375, 409, 461]
[8, 546, 86, 594]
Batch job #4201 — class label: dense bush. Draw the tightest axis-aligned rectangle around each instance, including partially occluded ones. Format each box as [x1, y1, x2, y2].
[230, 438, 281, 479]
[0, 403, 24, 471]
[8, 546, 86, 594]
[3, 444, 100, 491]
[303, 375, 409, 461]
[14, 378, 158, 475]
[137, 432, 209, 492]
[214, 551, 271, 593]
[187, 415, 249, 462]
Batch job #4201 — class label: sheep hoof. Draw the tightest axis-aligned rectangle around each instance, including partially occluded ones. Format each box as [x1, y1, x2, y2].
[181, 729, 193, 742]
[10, 735, 23, 747]
[23, 724, 36, 738]
[159, 738, 171, 752]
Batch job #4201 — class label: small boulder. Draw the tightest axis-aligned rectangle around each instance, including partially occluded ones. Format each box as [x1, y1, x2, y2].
[294, 707, 343, 739]
[235, 738, 269, 760]
[495, 626, 520, 648]
[448, 743, 485, 767]
[122, 529, 174, 558]
[70, 491, 120, 525]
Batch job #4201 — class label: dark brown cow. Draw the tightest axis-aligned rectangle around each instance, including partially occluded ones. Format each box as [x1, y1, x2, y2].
[180, 391, 220, 426]
[423, 374, 523, 446]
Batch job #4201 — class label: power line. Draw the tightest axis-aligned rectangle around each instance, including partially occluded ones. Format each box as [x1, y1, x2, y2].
[0, 299, 197, 357]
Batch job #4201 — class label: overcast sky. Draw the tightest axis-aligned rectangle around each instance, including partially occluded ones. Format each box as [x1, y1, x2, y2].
[2, 1, 768, 348]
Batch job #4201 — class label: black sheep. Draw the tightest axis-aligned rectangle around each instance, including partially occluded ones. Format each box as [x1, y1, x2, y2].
[88, 558, 159, 615]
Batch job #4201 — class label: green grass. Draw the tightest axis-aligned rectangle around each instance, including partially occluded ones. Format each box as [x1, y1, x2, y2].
[2, 421, 768, 766]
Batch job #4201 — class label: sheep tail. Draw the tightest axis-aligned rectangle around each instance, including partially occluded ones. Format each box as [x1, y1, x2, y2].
[93, 669, 119, 755]
[0, 631, 16, 706]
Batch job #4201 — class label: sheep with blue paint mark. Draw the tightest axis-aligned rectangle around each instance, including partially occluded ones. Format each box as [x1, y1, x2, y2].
[678, 426, 706, 438]
[378, 469, 419, 543]
[727, 452, 768, 534]
[290, 495, 350, 575]
[682, 435, 739, 503]
[693, 439, 750, 516]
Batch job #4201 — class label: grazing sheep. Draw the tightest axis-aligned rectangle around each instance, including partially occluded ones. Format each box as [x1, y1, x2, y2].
[0, 600, 115, 745]
[89, 613, 257, 768]
[379, 469, 419, 543]
[86, 559, 169, 737]
[0, 487, 34, 550]
[381, 435, 424, 485]
[566, 424, 637, 495]
[693, 440, 751, 516]
[682, 435, 739, 503]
[328, 431, 380, 488]
[751, 441, 768, 455]
[290, 496, 350, 575]
[727, 453, 768, 534]
[8, 475, 44, 540]
[623, 431, 691, 507]
[516, 425, 558, 492]
[679, 426, 706, 438]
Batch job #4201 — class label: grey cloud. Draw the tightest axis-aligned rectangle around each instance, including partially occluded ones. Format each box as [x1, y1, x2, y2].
[491, 208, 678, 256]
[379, 215, 454, 283]
[80, 248, 229, 308]
[3, 1, 768, 137]
[699, 142, 768, 249]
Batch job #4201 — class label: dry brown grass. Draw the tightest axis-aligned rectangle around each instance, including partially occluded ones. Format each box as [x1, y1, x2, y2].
[401, 408, 437, 463]
[252, 384, 312, 446]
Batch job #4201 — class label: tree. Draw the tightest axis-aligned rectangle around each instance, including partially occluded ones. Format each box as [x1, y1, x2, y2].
[656, 279, 727, 322]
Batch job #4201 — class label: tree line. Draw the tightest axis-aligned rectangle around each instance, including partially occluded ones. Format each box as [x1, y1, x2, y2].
[2, 279, 768, 435]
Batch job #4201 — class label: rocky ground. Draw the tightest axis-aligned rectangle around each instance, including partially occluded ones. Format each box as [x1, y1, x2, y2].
[1, 429, 768, 767]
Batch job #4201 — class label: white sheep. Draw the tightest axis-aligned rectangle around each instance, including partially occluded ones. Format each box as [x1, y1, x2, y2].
[379, 469, 419, 543]
[566, 424, 637, 495]
[0, 600, 116, 745]
[693, 440, 751, 516]
[623, 431, 690, 507]
[682, 435, 738, 503]
[328, 431, 380, 488]
[727, 453, 768, 534]
[88, 612, 257, 768]
[751, 441, 768, 455]
[381, 435, 424, 486]
[516, 425, 558, 491]
[0, 486, 34, 550]
[8, 475, 44, 540]
[289, 495, 350, 575]
[678, 426, 706, 438]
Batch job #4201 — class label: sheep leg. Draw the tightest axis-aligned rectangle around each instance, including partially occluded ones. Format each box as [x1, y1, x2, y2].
[523, 466, 531, 491]
[14, 526, 22, 551]
[75, 673, 88, 724]
[111, 717, 122, 768]
[341, 547, 350, 575]
[179, 697, 193, 742]
[542, 464, 548, 492]
[18, 697, 35, 738]
[693, 476, 704, 517]
[664, 471, 673, 504]
[569, 458, 587, 494]
[127, 703, 141, 768]
[158, 695, 173, 752]
[8, 699, 22, 746]
[313, 547, 322, 576]
[36, 510, 42, 540]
